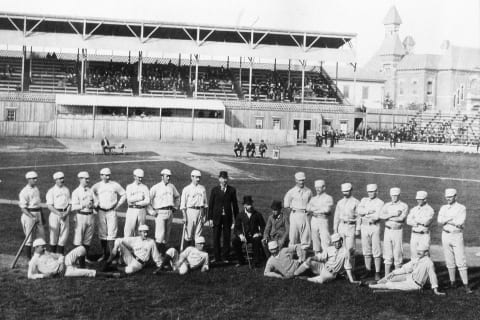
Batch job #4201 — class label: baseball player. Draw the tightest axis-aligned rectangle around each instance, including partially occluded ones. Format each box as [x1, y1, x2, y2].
[18, 171, 46, 259]
[283, 172, 312, 260]
[263, 241, 315, 279]
[28, 238, 119, 279]
[306, 233, 359, 284]
[91, 167, 126, 261]
[149, 168, 180, 255]
[406, 191, 434, 260]
[160, 236, 209, 275]
[369, 243, 444, 295]
[333, 183, 359, 264]
[380, 187, 408, 275]
[46, 171, 71, 255]
[438, 188, 472, 293]
[357, 184, 384, 280]
[307, 179, 334, 254]
[71, 171, 95, 267]
[180, 170, 208, 248]
[106, 224, 162, 274]
[124, 169, 150, 237]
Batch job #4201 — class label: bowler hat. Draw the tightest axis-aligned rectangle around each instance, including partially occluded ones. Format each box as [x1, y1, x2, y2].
[271, 200, 282, 211]
[243, 195, 254, 205]
[219, 171, 229, 179]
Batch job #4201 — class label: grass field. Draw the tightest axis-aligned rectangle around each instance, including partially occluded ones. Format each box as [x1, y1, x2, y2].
[1, 138, 480, 319]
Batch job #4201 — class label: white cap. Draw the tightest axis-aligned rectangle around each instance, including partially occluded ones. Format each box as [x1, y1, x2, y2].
[165, 248, 178, 259]
[133, 169, 144, 178]
[53, 172, 64, 180]
[416, 191, 428, 200]
[445, 188, 457, 197]
[331, 233, 342, 243]
[366, 184, 378, 192]
[161, 169, 172, 175]
[417, 243, 429, 251]
[268, 241, 278, 250]
[191, 170, 201, 177]
[314, 180, 325, 188]
[390, 187, 401, 196]
[77, 171, 89, 179]
[295, 172, 306, 180]
[100, 168, 111, 175]
[32, 238, 46, 247]
[195, 236, 206, 244]
[25, 171, 38, 179]
[341, 183, 352, 192]
[138, 224, 149, 231]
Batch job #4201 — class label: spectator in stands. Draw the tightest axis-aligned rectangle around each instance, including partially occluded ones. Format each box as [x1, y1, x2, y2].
[259, 140, 268, 158]
[246, 139, 256, 158]
[234, 139, 244, 157]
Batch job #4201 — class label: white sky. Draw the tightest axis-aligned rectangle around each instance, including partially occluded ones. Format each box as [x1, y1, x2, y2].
[1, 0, 479, 65]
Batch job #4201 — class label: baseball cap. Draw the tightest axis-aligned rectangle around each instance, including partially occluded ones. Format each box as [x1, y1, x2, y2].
[314, 180, 325, 188]
[191, 170, 201, 177]
[416, 191, 428, 200]
[161, 169, 172, 175]
[445, 188, 457, 197]
[295, 172, 306, 180]
[341, 183, 352, 192]
[390, 187, 401, 196]
[195, 236, 206, 244]
[100, 168, 111, 175]
[33, 238, 46, 247]
[138, 224, 149, 232]
[366, 184, 378, 192]
[53, 172, 64, 180]
[417, 243, 429, 251]
[77, 171, 89, 179]
[25, 171, 38, 179]
[331, 233, 342, 243]
[133, 169, 144, 178]
[268, 241, 278, 250]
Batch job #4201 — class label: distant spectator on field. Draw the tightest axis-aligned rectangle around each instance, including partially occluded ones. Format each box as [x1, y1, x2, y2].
[259, 140, 268, 158]
[101, 136, 114, 155]
[315, 132, 322, 147]
[246, 139, 256, 158]
[234, 139, 244, 157]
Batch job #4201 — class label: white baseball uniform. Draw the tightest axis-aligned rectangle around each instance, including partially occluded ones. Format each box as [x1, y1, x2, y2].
[380, 201, 408, 268]
[180, 183, 208, 241]
[357, 197, 384, 258]
[307, 193, 334, 253]
[406, 203, 434, 259]
[18, 184, 45, 245]
[437, 202, 467, 271]
[28, 246, 96, 279]
[46, 185, 71, 246]
[284, 186, 313, 247]
[166, 246, 209, 275]
[71, 185, 95, 246]
[124, 182, 150, 237]
[308, 245, 353, 284]
[91, 181, 126, 240]
[150, 181, 180, 244]
[333, 197, 360, 254]
[112, 236, 162, 274]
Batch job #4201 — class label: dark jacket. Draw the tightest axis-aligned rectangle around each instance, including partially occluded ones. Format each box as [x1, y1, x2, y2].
[208, 185, 239, 225]
[234, 208, 266, 238]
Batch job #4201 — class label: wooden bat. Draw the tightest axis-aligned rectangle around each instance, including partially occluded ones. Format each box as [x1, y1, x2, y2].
[180, 223, 186, 252]
[11, 221, 38, 269]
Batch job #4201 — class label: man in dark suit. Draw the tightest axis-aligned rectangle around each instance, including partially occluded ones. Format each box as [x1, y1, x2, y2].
[232, 196, 266, 267]
[208, 171, 239, 263]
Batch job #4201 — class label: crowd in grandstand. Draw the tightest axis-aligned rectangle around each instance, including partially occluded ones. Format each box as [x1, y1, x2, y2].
[197, 65, 233, 92]
[142, 60, 189, 94]
[86, 61, 135, 93]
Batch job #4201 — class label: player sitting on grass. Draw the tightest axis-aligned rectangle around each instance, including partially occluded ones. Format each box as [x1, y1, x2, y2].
[368, 243, 445, 295]
[154, 236, 209, 275]
[28, 238, 119, 279]
[263, 241, 315, 279]
[104, 224, 162, 275]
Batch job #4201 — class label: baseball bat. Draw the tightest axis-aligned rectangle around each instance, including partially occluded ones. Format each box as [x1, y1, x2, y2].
[180, 222, 186, 252]
[11, 221, 39, 269]
[241, 223, 252, 269]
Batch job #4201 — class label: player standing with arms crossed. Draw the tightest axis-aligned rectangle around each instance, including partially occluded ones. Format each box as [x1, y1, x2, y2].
[46, 172, 71, 255]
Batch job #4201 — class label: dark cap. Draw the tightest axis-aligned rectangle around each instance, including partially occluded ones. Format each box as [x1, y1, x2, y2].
[243, 195, 253, 205]
[219, 171, 229, 179]
[271, 200, 282, 211]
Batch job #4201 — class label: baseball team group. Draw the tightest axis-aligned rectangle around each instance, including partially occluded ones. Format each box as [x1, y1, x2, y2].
[17, 167, 472, 294]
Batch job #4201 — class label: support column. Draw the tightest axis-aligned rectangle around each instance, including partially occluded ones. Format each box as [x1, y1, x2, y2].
[80, 49, 85, 94]
[288, 59, 291, 88]
[92, 105, 96, 138]
[335, 62, 339, 97]
[239, 57, 242, 91]
[191, 107, 195, 141]
[300, 60, 306, 103]
[189, 54, 192, 86]
[21, 45, 25, 92]
[159, 107, 162, 140]
[353, 63, 357, 106]
[194, 54, 199, 98]
[248, 57, 253, 102]
[138, 51, 143, 96]
[126, 106, 129, 139]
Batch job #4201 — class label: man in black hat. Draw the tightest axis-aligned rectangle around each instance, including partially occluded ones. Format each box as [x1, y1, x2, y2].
[263, 200, 289, 256]
[208, 171, 239, 263]
[232, 196, 266, 267]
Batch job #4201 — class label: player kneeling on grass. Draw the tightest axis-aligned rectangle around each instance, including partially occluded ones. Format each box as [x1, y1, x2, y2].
[156, 236, 209, 275]
[28, 238, 119, 279]
[368, 243, 445, 295]
[105, 224, 162, 275]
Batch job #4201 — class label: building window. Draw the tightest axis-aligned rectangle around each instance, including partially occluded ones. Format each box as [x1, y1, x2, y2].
[362, 86, 369, 99]
[255, 117, 264, 129]
[6, 109, 16, 121]
[427, 80, 433, 95]
[399, 81, 404, 95]
[343, 85, 350, 99]
[272, 118, 281, 130]
[461, 85, 464, 100]
[412, 80, 418, 95]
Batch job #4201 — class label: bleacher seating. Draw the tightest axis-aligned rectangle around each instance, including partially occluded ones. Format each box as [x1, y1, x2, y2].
[0, 54, 22, 92]
[29, 57, 78, 94]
